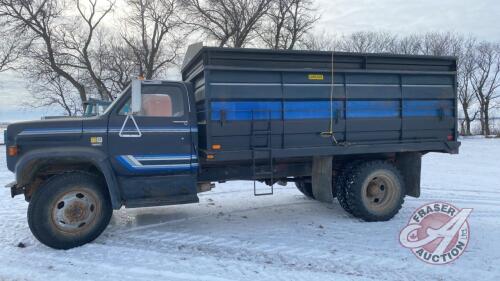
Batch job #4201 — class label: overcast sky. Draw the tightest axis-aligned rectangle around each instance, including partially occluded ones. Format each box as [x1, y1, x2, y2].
[1, 0, 499, 121]
[317, 0, 500, 41]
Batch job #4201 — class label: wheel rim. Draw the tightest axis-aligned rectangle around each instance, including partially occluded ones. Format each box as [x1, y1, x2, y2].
[361, 171, 399, 213]
[51, 189, 99, 233]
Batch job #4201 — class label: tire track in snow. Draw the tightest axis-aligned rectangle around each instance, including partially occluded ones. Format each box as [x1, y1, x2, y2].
[116, 200, 318, 234]
[96, 229, 434, 281]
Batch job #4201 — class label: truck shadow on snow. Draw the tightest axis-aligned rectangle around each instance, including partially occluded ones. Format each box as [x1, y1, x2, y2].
[106, 188, 411, 238]
[93, 190, 421, 279]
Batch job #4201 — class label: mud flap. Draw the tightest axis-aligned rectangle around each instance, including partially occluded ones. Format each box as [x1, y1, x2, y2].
[395, 152, 421, 198]
[312, 156, 333, 203]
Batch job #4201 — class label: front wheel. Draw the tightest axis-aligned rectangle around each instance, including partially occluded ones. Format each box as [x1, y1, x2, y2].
[336, 161, 405, 221]
[28, 172, 112, 249]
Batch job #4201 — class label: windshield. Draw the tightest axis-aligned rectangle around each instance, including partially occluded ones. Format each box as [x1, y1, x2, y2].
[102, 86, 131, 115]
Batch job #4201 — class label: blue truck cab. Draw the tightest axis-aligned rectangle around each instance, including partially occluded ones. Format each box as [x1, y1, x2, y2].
[4, 46, 460, 249]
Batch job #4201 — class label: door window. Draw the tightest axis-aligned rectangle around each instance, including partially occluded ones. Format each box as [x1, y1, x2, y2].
[118, 85, 185, 117]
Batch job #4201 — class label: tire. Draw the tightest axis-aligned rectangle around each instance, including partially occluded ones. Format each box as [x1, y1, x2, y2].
[296, 173, 340, 200]
[336, 161, 405, 221]
[336, 161, 362, 214]
[28, 172, 112, 249]
[295, 181, 315, 199]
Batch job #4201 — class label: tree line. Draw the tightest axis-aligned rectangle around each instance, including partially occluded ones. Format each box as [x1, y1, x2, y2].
[0, 0, 499, 135]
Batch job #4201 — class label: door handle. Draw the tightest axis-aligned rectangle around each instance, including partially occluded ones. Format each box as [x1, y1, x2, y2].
[173, 120, 188, 126]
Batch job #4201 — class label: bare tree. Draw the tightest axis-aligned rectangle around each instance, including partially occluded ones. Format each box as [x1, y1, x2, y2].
[121, 0, 185, 80]
[389, 34, 421, 55]
[471, 41, 500, 136]
[104, 37, 138, 93]
[180, 0, 272, 47]
[420, 33, 480, 136]
[59, 0, 115, 101]
[299, 31, 336, 51]
[0, 0, 88, 104]
[0, 24, 20, 71]
[0, 0, 116, 112]
[1, 0, 189, 114]
[457, 38, 479, 135]
[0, 41, 17, 72]
[336, 31, 396, 53]
[420, 32, 463, 56]
[25, 72, 83, 116]
[259, 0, 318, 50]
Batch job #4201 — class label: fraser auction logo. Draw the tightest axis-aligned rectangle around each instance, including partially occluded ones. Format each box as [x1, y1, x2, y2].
[399, 202, 472, 265]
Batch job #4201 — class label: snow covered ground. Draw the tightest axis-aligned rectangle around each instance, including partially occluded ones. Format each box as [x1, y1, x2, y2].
[0, 127, 5, 144]
[0, 138, 499, 281]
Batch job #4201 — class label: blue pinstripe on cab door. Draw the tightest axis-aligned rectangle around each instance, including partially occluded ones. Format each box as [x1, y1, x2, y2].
[19, 127, 198, 136]
[116, 154, 198, 172]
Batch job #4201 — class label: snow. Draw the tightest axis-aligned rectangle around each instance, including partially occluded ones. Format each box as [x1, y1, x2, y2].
[0, 127, 5, 144]
[0, 138, 499, 280]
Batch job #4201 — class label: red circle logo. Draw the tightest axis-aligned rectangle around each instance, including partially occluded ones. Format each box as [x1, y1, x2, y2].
[399, 202, 472, 264]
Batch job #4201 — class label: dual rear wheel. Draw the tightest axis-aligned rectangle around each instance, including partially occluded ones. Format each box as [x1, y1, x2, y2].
[296, 161, 405, 221]
[295, 181, 315, 199]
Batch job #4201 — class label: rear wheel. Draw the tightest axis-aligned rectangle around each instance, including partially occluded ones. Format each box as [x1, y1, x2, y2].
[28, 172, 112, 249]
[295, 181, 315, 199]
[336, 162, 361, 214]
[336, 161, 405, 221]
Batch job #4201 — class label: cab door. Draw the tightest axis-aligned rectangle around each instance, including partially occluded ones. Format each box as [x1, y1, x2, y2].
[107, 82, 197, 202]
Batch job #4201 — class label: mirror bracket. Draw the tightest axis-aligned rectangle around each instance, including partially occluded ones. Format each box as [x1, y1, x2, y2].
[119, 114, 142, 138]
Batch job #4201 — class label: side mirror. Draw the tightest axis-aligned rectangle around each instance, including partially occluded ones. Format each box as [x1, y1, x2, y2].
[131, 79, 142, 114]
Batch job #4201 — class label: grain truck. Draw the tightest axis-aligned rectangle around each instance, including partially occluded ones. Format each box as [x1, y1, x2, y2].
[4, 45, 460, 249]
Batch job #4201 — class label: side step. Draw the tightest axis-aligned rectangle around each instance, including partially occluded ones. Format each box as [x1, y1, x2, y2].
[124, 194, 199, 208]
[250, 110, 274, 196]
[252, 148, 274, 196]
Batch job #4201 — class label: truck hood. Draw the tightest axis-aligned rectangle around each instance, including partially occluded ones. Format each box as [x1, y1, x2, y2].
[5, 118, 86, 173]
[5, 118, 84, 145]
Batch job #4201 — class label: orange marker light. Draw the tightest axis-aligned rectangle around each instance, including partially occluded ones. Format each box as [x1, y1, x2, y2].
[212, 144, 221, 150]
[207, 154, 215, 159]
[7, 146, 18, 157]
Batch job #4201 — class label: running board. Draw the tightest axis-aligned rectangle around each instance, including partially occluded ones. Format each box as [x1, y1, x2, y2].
[124, 194, 199, 208]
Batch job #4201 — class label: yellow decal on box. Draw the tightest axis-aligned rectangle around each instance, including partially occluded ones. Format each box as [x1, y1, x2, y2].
[308, 74, 324, 80]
